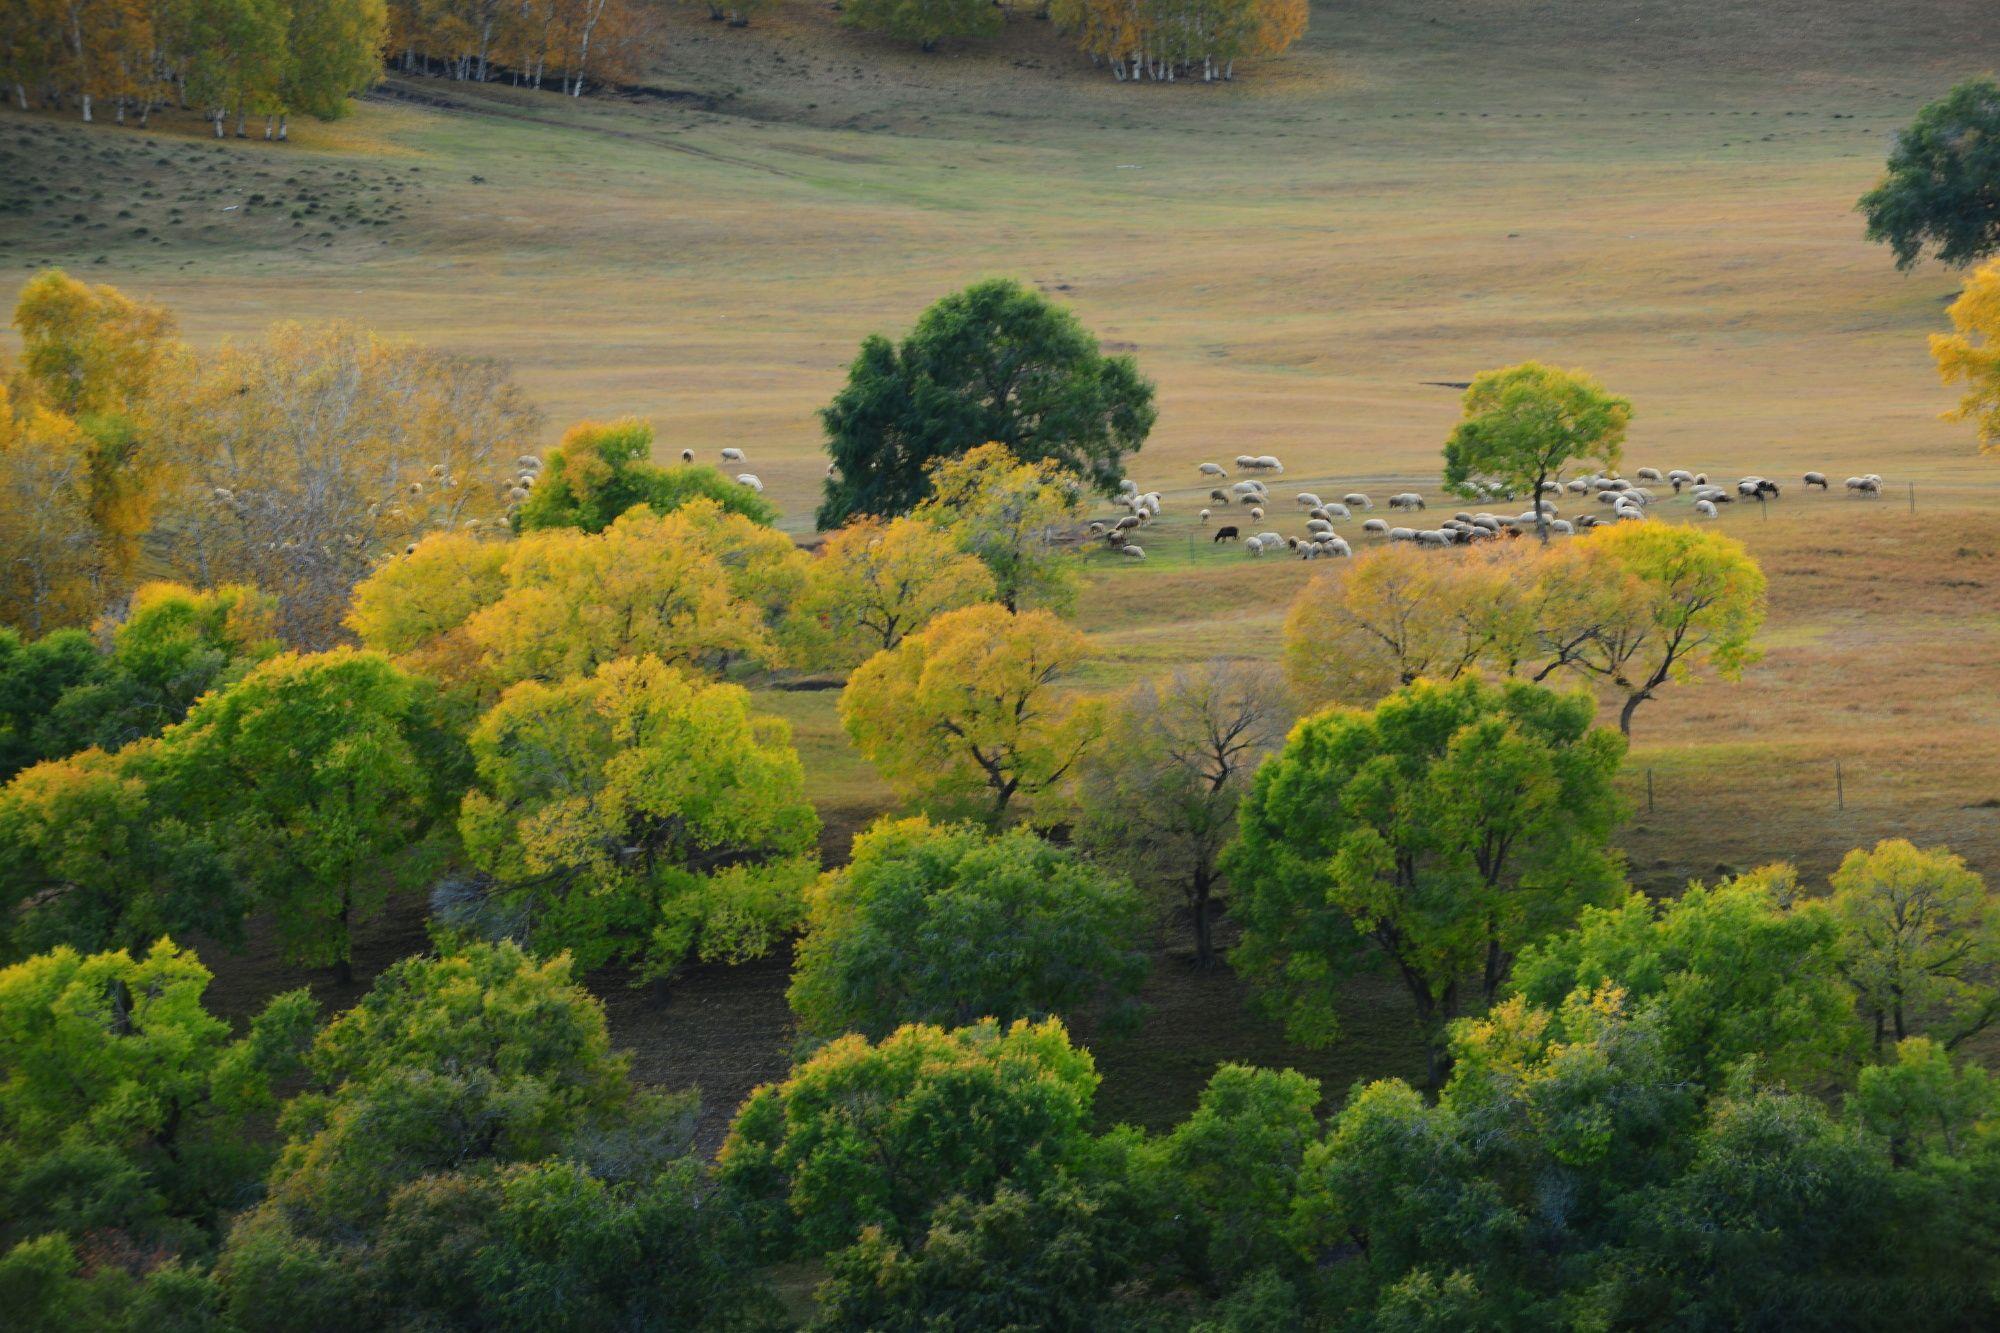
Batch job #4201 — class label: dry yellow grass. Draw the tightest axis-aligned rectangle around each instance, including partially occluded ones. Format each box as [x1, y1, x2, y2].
[7, 0, 2000, 1123]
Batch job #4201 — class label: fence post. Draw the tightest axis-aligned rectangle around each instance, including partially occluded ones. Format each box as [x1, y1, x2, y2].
[1646, 768, 1655, 814]
[1908, 482, 1916, 515]
[1836, 759, 1845, 811]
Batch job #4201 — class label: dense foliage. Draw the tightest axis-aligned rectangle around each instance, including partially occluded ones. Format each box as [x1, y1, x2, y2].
[1861, 76, 2000, 269]
[817, 279, 1154, 527]
[513, 418, 777, 533]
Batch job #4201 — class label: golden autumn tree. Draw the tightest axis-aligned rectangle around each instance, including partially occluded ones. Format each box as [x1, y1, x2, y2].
[0, 390, 102, 634]
[840, 602, 1106, 827]
[797, 515, 997, 668]
[345, 528, 512, 689]
[1283, 543, 1536, 710]
[1932, 258, 2000, 454]
[914, 443, 1086, 614]
[1053, 0, 1306, 82]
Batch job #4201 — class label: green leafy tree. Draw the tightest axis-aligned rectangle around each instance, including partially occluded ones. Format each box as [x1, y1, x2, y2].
[0, 628, 103, 781]
[1860, 77, 2000, 269]
[1851, 1036, 2000, 1168]
[1831, 839, 2000, 1053]
[0, 744, 242, 962]
[1225, 675, 1626, 1088]
[0, 940, 315, 1258]
[215, 943, 758, 1330]
[1073, 660, 1287, 968]
[839, 0, 1002, 51]
[716, 1017, 1100, 1257]
[1511, 866, 1865, 1090]
[1442, 361, 1630, 542]
[514, 417, 777, 533]
[459, 655, 819, 984]
[788, 816, 1147, 1040]
[817, 279, 1155, 527]
[913, 443, 1086, 613]
[144, 648, 462, 981]
[277, 0, 384, 134]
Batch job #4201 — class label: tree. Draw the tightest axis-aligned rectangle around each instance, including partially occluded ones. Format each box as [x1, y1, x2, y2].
[0, 627, 103, 780]
[1929, 257, 2000, 454]
[214, 943, 759, 1329]
[0, 745, 242, 962]
[817, 280, 1154, 527]
[344, 529, 511, 689]
[838, 0, 999, 52]
[796, 515, 996, 668]
[1054, 0, 1308, 82]
[9, 268, 179, 419]
[1860, 78, 2000, 270]
[1510, 866, 1864, 1091]
[152, 319, 540, 648]
[913, 442, 1086, 613]
[514, 417, 776, 533]
[1281, 543, 1535, 709]
[1442, 362, 1630, 542]
[144, 649, 461, 981]
[841, 602, 1106, 826]
[788, 816, 1146, 1040]
[716, 1017, 1100, 1257]
[458, 655, 819, 983]
[1535, 522, 1766, 736]
[1073, 659, 1287, 967]
[0, 940, 315, 1256]
[1225, 675, 1626, 1088]
[1830, 839, 2000, 1053]
[276, 0, 384, 136]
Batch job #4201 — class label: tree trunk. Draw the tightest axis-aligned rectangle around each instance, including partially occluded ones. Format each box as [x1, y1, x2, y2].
[1191, 864, 1217, 969]
[81, 92, 92, 122]
[1617, 690, 1645, 737]
[278, 114, 288, 140]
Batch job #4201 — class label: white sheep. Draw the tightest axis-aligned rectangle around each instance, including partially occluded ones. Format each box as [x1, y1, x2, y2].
[1389, 492, 1426, 511]
[1845, 476, 1882, 496]
[736, 474, 763, 492]
[1803, 471, 1829, 490]
[682, 449, 696, 463]
[1257, 531, 1284, 545]
[1249, 506, 1265, 520]
[1343, 492, 1372, 510]
[1254, 455, 1285, 473]
[1694, 499, 1718, 517]
[1118, 478, 1140, 497]
[1635, 466, 1664, 483]
[1416, 529, 1452, 547]
[515, 454, 541, 471]
[1199, 462, 1228, 477]
[1199, 508, 1212, 523]
[1549, 519, 1576, 535]
[1121, 544, 1146, 559]
[1231, 480, 1266, 496]
[1244, 536, 1267, 555]
[1363, 518, 1389, 534]
[1323, 503, 1351, 520]
[1324, 536, 1352, 557]
[721, 447, 746, 463]
[1388, 526, 1417, 542]
[1296, 492, 1323, 508]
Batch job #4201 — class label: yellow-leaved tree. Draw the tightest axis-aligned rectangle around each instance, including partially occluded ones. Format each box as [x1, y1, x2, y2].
[797, 515, 997, 669]
[914, 443, 1085, 614]
[458, 654, 820, 984]
[840, 602, 1106, 827]
[1932, 258, 2000, 453]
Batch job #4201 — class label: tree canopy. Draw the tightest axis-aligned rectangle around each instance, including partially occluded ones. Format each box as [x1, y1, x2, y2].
[513, 418, 777, 533]
[1860, 77, 2000, 269]
[817, 279, 1154, 527]
[1442, 361, 1631, 541]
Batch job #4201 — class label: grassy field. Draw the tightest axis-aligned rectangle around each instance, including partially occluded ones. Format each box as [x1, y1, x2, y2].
[6, 0, 2000, 1137]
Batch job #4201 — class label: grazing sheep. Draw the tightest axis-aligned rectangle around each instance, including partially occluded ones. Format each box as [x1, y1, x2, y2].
[737, 474, 763, 492]
[1308, 506, 1331, 522]
[1121, 544, 1146, 559]
[1694, 499, 1719, 517]
[1213, 525, 1241, 543]
[1244, 536, 1266, 555]
[1636, 467, 1664, 483]
[721, 447, 746, 463]
[1388, 526, 1418, 542]
[1549, 519, 1575, 535]
[516, 455, 541, 472]
[1118, 478, 1140, 497]
[1113, 515, 1141, 532]
[1323, 503, 1351, 520]
[1363, 517, 1389, 534]
[1199, 508, 1212, 523]
[1306, 519, 1334, 536]
[1566, 478, 1592, 494]
[1257, 532, 1285, 546]
[1199, 462, 1228, 477]
[1249, 506, 1265, 521]
[1231, 480, 1266, 496]
[1324, 536, 1352, 557]
[1211, 489, 1232, 505]
[1235, 455, 1258, 469]
[1296, 492, 1323, 508]
[1417, 529, 1453, 547]
[1344, 492, 1372, 509]
[1803, 471, 1829, 490]
[1845, 476, 1882, 496]
[1389, 492, 1426, 511]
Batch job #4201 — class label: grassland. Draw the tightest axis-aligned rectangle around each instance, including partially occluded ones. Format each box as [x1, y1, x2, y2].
[5, 0, 2000, 1137]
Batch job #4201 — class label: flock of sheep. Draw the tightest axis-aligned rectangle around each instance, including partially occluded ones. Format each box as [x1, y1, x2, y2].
[1087, 454, 1890, 560]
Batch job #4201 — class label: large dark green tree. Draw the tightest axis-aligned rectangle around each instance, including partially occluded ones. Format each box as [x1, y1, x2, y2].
[1861, 78, 2000, 269]
[816, 279, 1155, 528]
[1224, 674, 1627, 1088]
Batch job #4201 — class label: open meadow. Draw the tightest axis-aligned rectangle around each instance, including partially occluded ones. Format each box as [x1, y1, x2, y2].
[6, 0, 2000, 1137]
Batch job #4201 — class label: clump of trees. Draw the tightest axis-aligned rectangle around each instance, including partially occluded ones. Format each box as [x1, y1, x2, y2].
[1052, 0, 1308, 82]
[3, 0, 385, 135]
[1285, 521, 1767, 736]
[384, 0, 655, 96]
[817, 279, 1154, 528]
[513, 418, 777, 533]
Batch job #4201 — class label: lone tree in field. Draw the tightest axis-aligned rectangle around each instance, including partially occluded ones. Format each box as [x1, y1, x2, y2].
[817, 279, 1155, 527]
[1224, 675, 1627, 1090]
[1861, 78, 2000, 270]
[1442, 362, 1631, 541]
[839, 0, 1000, 51]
